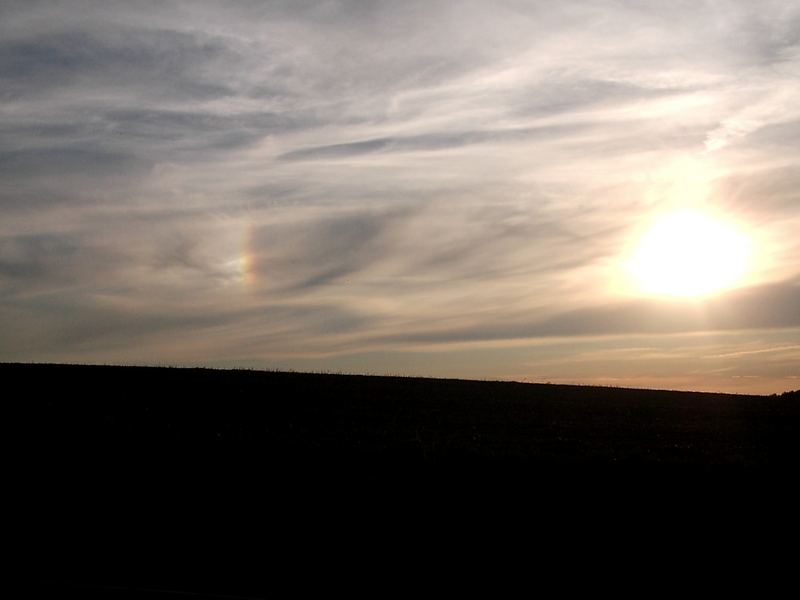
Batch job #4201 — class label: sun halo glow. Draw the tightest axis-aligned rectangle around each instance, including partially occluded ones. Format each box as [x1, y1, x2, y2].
[626, 209, 751, 298]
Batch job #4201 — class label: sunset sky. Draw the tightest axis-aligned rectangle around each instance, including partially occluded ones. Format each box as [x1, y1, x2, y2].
[1, 0, 798, 393]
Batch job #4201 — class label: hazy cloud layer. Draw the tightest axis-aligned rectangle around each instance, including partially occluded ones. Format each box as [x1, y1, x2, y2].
[1, 1, 799, 392]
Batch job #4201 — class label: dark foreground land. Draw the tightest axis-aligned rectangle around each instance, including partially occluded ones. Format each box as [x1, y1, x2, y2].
[13, 363, 800, 597]
[15, 362, 799, 467]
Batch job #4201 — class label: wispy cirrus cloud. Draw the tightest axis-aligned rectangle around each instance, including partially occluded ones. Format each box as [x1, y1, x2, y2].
[1, 0, 798, 392]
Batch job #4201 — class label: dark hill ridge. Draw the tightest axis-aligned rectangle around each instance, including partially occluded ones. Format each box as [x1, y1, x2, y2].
[12, 362, 800, 468]
[15, 363, 800, 597]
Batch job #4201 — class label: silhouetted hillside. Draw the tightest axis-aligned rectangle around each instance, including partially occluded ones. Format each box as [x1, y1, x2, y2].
[14, 362, 799, 468]
[15, 363, 800, 598]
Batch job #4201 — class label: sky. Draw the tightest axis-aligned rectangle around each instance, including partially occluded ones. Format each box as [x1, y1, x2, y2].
[1, 0, 798, 394]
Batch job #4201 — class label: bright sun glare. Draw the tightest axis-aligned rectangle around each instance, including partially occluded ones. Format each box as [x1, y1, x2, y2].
[627, 209, 751, 297]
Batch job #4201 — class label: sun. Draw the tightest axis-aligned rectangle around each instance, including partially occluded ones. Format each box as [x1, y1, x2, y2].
[626, 209, 751, 297]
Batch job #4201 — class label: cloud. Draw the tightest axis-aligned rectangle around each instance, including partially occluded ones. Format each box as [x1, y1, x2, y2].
[246, 206, 414, 293]
[277, 124, 596, 161]
[363, 278, 800, 346]
[1, 1, 799, 392]
[0, 232, 133, 299]
[0, 147, 144, 178]
[0, 28, 237, 102]
[0, 233, 80, 282]
[535, 279, 800, 337]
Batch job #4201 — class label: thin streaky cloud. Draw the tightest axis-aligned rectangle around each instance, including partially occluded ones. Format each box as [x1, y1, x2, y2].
[1, 0, 798, 393]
